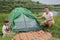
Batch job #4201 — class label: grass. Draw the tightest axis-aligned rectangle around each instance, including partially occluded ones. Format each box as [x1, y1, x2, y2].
[0, 34, 15, 40]
[0, 13, 60, 40]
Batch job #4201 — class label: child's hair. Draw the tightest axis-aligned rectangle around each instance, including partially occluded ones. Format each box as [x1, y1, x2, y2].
[4, 19, 9, 23]
[4, 20, 9, 23]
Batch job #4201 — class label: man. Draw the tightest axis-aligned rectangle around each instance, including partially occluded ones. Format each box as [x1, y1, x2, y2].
[38, 7, 54, 28]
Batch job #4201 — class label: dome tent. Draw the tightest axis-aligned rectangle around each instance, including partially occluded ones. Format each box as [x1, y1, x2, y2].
[8, 7, 42, 32]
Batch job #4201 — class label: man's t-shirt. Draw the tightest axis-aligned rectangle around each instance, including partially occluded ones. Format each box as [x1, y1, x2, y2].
[43, 12, 54, 24]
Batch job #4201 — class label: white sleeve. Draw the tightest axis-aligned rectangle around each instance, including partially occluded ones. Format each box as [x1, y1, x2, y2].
[50, 12, 53, 16]
[2, 25, 4, 29]
[2, 25, 6, 30]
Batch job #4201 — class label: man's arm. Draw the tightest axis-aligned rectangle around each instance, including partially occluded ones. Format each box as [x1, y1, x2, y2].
[46, 16, 54, 22]
[36, 13, 44, 19]
[36, 16, 44, 19]
[38, 16, 44, 19]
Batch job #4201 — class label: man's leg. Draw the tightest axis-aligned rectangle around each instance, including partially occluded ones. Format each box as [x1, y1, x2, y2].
[47, 21, 52, 28]
[41, 21, 46, 26]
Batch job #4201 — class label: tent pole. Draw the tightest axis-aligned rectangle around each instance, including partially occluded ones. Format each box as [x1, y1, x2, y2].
[23, 13, 27, 28]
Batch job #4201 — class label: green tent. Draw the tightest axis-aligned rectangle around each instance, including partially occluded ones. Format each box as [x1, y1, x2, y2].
[8, 7, 42, 32]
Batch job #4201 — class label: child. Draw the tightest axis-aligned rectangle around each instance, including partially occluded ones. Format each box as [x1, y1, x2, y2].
[2, 19, 10, 38]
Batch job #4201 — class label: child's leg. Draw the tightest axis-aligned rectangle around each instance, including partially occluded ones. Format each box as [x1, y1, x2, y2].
[2, 33, 6, 38]
[6, 31, 10, 36]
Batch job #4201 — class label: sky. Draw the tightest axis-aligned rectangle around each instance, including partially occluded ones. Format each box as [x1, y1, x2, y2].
[31, 0, 60, 5]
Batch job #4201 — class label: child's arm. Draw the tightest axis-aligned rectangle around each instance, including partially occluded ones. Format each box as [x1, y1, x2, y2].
[5, 28, 9, 33]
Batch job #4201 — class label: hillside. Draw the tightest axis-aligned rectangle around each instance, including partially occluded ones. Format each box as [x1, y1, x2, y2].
[0, 0, 50, 13]
[0, 0, 60, 13]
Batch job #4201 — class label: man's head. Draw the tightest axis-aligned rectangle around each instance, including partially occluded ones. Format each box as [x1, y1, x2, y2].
[44, 7, 49, 14]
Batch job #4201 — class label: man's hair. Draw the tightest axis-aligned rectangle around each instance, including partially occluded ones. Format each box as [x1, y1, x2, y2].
[44, 7, 49, 9]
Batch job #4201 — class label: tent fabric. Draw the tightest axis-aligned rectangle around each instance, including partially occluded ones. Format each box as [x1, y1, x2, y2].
[12, 30, 52, 40]
[8, 7, 41, 32]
